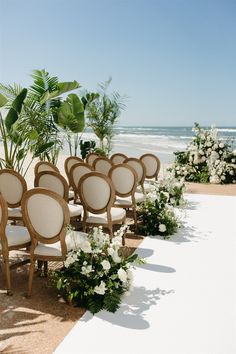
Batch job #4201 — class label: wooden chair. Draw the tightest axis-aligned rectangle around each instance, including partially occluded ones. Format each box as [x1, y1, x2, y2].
[70, 163, 94, 203]
[0, 194, 31, 294]
[64, 156, 84, 186]
[34, 161, 59, 176]
[93, 156, 113, 176]
[34, 171, 83, 220]
[109, 164, 142, 230]
[110, 153, 127, 165]
[78, 172, 126, 237]
[85, 152, 100, 166]
[0, 169, 27, 223]
[124, 158, 146, 194]
[21, 188, 88, 297]
[140, 153, 161, 181]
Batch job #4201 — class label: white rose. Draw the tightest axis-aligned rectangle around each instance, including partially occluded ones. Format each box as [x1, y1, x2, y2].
[159, 224, 166, 232]
[210, 151, 219, 162]
[233, 150, 236, 156]
[101, 260, 111, 271]
[112, 251, 121, 263]
[207, 141, 212, 147]
[221, 175, 226, 180]
[213, 144, 218, 150]
[219, 142, 224, 148]
[201, 156, 206, 162]
[219, 150, 222, 155]
[94, 281, 107, 295]
[118, 268, 127, 283]
[231, 159, 235, 163]
[64, 255, 76, 268]
[199, 150, 204, 155]
[107, 247, 115, 256]
[230, 170, 234, 176]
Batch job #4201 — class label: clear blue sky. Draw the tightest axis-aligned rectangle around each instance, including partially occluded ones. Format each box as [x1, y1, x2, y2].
[0, 0, 235, 126]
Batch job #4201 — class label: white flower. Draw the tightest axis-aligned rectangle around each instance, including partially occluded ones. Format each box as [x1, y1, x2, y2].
[230, 170, 234, 176]
[94, 281, 107, 295]
[233, 150, 236, 156]
[159, 224, 166, 232]
[80, 240, 92, 253]
[210, 151, 219, 162]
[101, 260, 111, 271]
[118, 268, 128, 282]
[107, 247, 115, 256]
[213, 144, 218, 150]
[221, 175, 226, 180]
[199, 150, 204, 155]
[232, 159, 235, 163]
[64, 254, 76, 268]
[207, 141, 212, 147]
[219, 150, 222, 155]
[112, 251, 121, 263]
[219, 142, 224, 148]
[81, 265, 93, 275]
[126, 268, 134, 281]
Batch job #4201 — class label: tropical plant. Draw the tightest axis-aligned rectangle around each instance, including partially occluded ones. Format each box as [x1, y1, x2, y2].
[86, 78, 126, 155]
[50, 225, 142, 314]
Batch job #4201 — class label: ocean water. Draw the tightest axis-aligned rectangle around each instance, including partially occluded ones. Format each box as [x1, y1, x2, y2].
[62, 126, 236, 165]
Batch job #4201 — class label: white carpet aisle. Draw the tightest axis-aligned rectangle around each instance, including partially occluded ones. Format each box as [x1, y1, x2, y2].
[55, 194, 236, 354]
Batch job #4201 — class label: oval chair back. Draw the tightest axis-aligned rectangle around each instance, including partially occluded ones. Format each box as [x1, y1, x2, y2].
[93, 157, 113, 176]
[85, 152, 100, 166]
[124, 158, 146, 187]
[0, 169, 27, 208]
[70, 163, 94, 195]
[79, 172, 115, 215]
[110, 153, 127, 165]
[108, 164, 137, 198]
[64, 156, 84, 185]
[34, 161, 59, 176]
[140, 153, 161, 180]
[34, 171, 69, 201]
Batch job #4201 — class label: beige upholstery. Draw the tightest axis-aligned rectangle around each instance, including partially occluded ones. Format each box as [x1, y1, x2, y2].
[110, 166, 136, 194]
[86, 208, 126, 224]
[110, 153, 127, 165]
[0, 225, 31, 249]
[125, 160, 143, 183]
[93, 158, 113, 176]
[0, 174, 24, 205]
[27, 194, 64, 238]
[68, 204, 83, 217]
[70, 164, 93, 192]
[115, 192, 146, 206]
[82, 176, 111, 210]
[35, 161, 59, 176]
[86, 153, 99, 166]
[79, 172, 125, 236]
[140, 154, 160, 180]
[37, 174, 65, 197]
[33, 231, 87, 257]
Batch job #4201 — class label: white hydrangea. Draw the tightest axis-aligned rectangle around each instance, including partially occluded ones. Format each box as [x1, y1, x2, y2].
[101, 260, 111, 271]
[118, 268, 128, 283]
[159, 224, 166, 232]
[94, 281, 107, 295]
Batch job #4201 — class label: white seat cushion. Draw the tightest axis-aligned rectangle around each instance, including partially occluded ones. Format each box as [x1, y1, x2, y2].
[8, 207, 22, 218]
[68, 204, 83, 217]
[0, 225, 31, 249]
[115, 192, 146, 206]
[86, 207, 126, 224]
[33, 231, 88, 257]
[68, 190, 74, 199]
[137, 182, 155, 193]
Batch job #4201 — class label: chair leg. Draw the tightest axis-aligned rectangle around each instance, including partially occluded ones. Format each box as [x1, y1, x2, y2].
[133, 207, 138, 233]
[27, 259, 35, 297]
[43, 261, 48, 277]
[3, 254, 12, 295]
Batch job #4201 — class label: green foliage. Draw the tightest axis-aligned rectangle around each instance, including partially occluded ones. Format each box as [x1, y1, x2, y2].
[58, 94, 84, 133]
[5, 88, 27, 132]
[80, 140, 96, 159]
[170, 123, 236, 184]
[0, 93, 8, 107]
[86, 78, 126, 155]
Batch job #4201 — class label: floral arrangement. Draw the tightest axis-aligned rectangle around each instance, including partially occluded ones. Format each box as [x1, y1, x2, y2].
[137, 174, 183, 238]
[50, 225, 142, 314]
[170, 123, 236, 184]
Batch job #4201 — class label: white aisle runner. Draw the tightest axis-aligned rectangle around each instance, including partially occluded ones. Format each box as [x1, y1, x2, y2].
[54, 194, 236, 354]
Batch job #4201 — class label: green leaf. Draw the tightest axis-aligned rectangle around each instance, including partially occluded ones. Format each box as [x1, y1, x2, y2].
[58, 94, 85, 133]
[16, 148, 25, 161]
[5, 88, 27, 132]
[28, 130, 39, 140]
[34, 141, 54, 156]
[40, 81, 80, 104]
[0, 93, 8, 107]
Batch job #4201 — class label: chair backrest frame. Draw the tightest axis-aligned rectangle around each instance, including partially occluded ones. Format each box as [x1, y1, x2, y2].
[85, 152, 100, 166]
[64, 156, 84, 184]
[108, 164, 138, 198]
[140, 153, 161, 180]
[110, 153, 128, 165]
[79, 172, 115, 215]
[0, 194, 9, 250]
[124, 158, 146, 187]
[21, 188, 70, 257]
[34, 161, 59, 176]
[93, 156, 113, 176]
[0, 169, 27, 208]
[34, 171, 69, 201]
[70, 162, 94, 194]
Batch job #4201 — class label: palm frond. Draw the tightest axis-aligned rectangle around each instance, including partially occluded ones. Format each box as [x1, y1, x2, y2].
[0, 83, 23, 102]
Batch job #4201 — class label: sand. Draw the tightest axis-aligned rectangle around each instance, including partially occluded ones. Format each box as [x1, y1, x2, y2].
[0, 152, 236, 353]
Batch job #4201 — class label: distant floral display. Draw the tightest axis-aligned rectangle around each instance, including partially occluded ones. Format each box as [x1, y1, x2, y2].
[137, 173, 184, 238]
[51, 225, 142, 314]
[170, 123, 236, 184]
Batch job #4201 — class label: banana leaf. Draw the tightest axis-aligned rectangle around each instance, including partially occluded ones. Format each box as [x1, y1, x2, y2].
[58, 94, 85, 133]
[40, 81, 80, 104]
[5, 88, 27, 132]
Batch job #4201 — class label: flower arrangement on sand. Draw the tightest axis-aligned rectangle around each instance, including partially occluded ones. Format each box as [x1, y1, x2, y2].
[170, 123, 236, 184]
[137, 173, 184, 238]
[51, 225, 143, 314]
